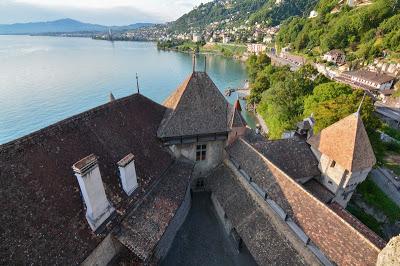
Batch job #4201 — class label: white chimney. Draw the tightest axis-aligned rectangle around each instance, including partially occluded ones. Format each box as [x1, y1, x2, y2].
[117, 153, 138, 196]
[73, 154, 115, 232]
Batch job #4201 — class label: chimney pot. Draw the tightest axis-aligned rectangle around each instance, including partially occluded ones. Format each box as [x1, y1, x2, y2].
[117, 153, 138, 196]
[73, 154, 115, 232]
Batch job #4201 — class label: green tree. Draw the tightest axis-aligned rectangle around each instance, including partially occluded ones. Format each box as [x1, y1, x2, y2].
[248, 64, 291, 104]
[303, 82, 380, 133]
[258, 71, 314, 139]
[246, 53, 271, 83]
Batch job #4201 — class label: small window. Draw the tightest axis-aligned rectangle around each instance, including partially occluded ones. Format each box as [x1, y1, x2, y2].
[328, 180, 333, 185]
[196, 179, 205, 188]
[330, 161, 336, 168]
[196, 144, 207, 161]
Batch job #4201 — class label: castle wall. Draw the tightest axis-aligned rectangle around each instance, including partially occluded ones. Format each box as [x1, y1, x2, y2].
[227, 127, 247, 146]
[170, 140, 225, 177]
[153, 183, 191, 261]
[211, 193, 233, 235]
[310, 146, 371, 207]
[333, 168, 371, 207]
[81, 235, 123, 266]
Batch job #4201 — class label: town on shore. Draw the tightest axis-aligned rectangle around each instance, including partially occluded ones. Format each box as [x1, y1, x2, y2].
[1, 0, 400, 264]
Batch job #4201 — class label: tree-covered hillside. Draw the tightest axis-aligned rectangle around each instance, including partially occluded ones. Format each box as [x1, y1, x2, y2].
[248, 0, 318, 25]
[168, 0, 318, 33]
[276, 0, 400, 59]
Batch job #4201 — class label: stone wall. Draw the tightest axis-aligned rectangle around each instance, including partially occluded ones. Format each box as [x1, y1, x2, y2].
[310, 146, 371, 207]
[170, 140, 225, 177]
[81, 235, 123, 266]
[377, 236, 400, 266]
[153, 184, 191, 261]
[227, 126, 247, 146]
[211, 193, 233, 235]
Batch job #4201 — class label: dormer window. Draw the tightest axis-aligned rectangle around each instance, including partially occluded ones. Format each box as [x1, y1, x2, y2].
[330, 160, 336, 168]
[196, 144, 207, 161]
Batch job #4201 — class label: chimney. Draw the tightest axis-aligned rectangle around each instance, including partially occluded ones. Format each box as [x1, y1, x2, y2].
[73, 154, 115, 232]
[117, 153, 138, 196]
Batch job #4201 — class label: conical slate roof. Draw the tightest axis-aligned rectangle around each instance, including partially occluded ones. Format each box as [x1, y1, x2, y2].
[307, 113, 376, 172]
[229, 100, 246, 128]
[234, 98, 242, 112]
[158, 72, 230, 138]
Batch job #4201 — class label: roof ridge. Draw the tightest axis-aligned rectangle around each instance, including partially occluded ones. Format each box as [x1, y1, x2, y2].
[349, 113, 360, 171]
[163, 73, 193, 109]
[0, 93, 147, 152]
[158, 72, 230, 138]
[237, 138, 384, 251]
[158, 73, 195, 136]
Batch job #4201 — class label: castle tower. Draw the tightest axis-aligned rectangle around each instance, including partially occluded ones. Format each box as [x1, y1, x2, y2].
[157, 70, 243, 178]
[228, 97, 247, 145]
[307, 113, 376, 207]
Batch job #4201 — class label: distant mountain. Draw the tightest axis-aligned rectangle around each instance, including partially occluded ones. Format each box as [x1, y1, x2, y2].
[0, 18, 154, 35]
[168, 0, 318, 33]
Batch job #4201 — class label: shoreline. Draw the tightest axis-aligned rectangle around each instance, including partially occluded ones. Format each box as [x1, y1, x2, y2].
[157, 46, 248, 62]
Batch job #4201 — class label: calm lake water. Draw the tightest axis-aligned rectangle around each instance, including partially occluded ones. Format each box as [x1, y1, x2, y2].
[0, 35, 253, 144]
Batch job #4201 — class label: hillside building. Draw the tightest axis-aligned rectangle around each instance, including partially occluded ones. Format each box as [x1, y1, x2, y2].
[247, 43, 267, 55]
[324, 49, 346, 65]
[0, 63, 389, 266]
[222, 35, 230, 44]
[309, 10, 318, 18]
[263, 35, 273, 43]
[344, 70, 395, 91]
[192, 33, 202, 42]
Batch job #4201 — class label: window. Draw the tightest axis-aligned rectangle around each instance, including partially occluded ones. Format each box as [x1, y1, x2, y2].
[196, 179, 205, 188]
[330, 160, 336, 168]
[196, 144, 207, 161]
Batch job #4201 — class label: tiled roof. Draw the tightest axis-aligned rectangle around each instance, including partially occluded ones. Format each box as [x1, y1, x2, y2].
[116, 159, 193, 261]
[226, 137, 385, 265]
[243, 130, 320, 181]
[227, 138, 295, 216]
[0, 94, 174, 265]
[307, 113, 376, 172]
[207, 165, 306, 266]
[329, 203, 386, 249]
[326, 49, 345, 56]
[302, 179, 334, 204]
[345, 70, 395, 84]
[228, 104, 247, 129]
[157, 72, 230, 138]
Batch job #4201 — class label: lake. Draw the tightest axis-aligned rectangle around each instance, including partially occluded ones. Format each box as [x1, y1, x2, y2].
[0, 35, 253, 144]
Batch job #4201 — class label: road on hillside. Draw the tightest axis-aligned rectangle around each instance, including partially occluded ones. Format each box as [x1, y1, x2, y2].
[375, 102, 400, 122]
[370, 169, 400, 207]
[267, 53, 301, 71]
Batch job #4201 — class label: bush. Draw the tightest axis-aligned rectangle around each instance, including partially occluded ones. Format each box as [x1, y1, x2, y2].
[346, 203, 383, 236]
[381, 124, 400, 141]
[357, 177, 400, 223]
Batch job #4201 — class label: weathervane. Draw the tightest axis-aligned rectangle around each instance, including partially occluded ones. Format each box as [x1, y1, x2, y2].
[136, 73, 140, 94]
[192, 54, 196, 73]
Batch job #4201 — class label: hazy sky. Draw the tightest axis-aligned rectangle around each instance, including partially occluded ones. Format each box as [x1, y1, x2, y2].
[0, 0, 211, 25]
